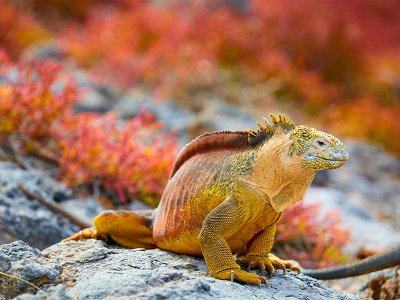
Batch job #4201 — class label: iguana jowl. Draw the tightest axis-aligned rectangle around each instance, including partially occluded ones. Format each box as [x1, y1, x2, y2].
[66, 113, 351, 285]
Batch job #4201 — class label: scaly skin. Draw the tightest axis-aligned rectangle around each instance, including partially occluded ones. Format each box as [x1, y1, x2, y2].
[65, 113, 349, 286]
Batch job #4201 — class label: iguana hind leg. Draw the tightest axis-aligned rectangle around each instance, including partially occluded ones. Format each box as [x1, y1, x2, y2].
[64, 210, 156, 249]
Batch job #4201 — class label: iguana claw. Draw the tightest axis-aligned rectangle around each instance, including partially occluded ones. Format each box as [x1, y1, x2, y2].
[239, 253, 299, 276]
[215, 269, 267, 286]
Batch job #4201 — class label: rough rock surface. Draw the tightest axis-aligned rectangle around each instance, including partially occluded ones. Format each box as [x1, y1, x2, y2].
[304, 187, 400, 252]
[0, 162, 79, 249]
[15, 285, 71, 300]
[114, 90, 194, 142]
[0, 241, 60, 298]
[329, 141, 400, 231]
[59, 198, 107, 229]
[357, 267, 399, 300]
[3, 240, 355, 300]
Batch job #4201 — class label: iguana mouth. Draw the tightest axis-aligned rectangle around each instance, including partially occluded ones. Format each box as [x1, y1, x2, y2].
[316, 156, 347, 162]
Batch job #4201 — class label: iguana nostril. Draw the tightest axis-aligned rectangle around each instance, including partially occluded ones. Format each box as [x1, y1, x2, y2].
[333, 150, 348, 161]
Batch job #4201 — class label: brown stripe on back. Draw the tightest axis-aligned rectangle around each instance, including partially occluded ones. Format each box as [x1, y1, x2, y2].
[170, 130, 265, 178]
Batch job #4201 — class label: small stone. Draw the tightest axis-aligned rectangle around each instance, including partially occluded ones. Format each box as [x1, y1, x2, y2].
[52, 191, 71, 203]
[73, 90, 111, 113]
[0, 241, 61, 298]
[16, 284, 72, 300]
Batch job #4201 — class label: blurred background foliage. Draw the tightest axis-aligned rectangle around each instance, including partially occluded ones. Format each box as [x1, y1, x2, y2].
[2, 0, 400, 152]
[1, 0, 400, 268]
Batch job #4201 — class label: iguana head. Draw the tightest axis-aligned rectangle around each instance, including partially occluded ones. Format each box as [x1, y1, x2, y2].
[248, 113, 348, 171]
[248, 113, 348, 212]
[289, 125, 348, 170]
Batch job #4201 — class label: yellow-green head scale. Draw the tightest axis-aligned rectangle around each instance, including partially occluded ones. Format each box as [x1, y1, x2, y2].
[289, 125, 348, 170]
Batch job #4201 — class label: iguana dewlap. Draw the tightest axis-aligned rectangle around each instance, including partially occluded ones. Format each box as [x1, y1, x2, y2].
[65, 113, 349, 285]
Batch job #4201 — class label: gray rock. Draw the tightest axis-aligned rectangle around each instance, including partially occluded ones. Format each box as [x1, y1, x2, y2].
[0, 241, 61, 298]
[68, 69, 120, 113]
[13, 239, 355, 300]
[187, 97, 256, 136]
[328, 141, 400, 230]
[357, 267, 399, 300]
[181, 97, 260, 145]
[0, 67, 18, 84]
[16, 285, 72, 300]
[60, 198, 107, 227]
[0, 252, 11, 273]
[115, 90, 194, 141]
[0, 161, 79, 249]
[312, 170, 331, 186]
[73, 89, 112, 113]
[304, 187, 400, 253]
[201, 98, 256, 131]
[22, 42, 66, 62]
[0, 161, 70, 200]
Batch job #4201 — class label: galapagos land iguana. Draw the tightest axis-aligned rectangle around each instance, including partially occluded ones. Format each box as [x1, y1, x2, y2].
[64, 113, 400, 286]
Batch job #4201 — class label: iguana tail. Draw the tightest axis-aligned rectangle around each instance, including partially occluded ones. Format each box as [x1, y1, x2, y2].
[303, 244, 400, 280]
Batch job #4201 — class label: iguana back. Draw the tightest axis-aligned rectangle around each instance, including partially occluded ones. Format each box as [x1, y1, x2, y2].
[153, 130, 261, 255]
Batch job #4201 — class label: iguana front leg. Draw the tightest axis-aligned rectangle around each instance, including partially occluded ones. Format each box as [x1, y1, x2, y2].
[239, 213, 300, 275]
[199, 197, 267, 286]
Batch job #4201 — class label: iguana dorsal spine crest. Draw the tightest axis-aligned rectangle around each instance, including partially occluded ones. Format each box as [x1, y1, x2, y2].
[170, 113, 295, 178]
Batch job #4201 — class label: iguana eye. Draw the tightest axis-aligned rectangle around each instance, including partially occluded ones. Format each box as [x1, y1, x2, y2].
[317, 140, 325, 146]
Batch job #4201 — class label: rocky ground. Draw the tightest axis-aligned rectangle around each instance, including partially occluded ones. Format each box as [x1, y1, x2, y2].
[0, 162, 79, 249]
[1, 239, 355, 300]
[357, 267, 400, 300]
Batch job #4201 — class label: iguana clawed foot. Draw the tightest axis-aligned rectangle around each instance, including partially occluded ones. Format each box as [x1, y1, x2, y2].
[239, 253, 300, 277]
[214, 268, 267, 287]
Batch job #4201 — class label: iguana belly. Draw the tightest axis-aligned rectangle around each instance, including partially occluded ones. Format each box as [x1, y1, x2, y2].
[154, 202, 279, 256]
[152, 159, 227, 255]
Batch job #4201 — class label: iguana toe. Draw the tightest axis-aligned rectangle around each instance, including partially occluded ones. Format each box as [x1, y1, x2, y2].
[268, 253, 300, 273]
[239, 253, 301, 276]
[62, 227, 98, 242]
[215, 269, 268, 287]
[239, 255, 275, 275]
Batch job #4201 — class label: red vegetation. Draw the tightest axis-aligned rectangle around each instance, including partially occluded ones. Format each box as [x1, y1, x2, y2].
[3, 1, 400, 152]
[57, 112, 177, 205]
[59, 1, 400, 153]
[0, 2, 49, 60]
[275, 202, 350, 268]
[0, 52, 76, 139]
[0, 53, 178, 204]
